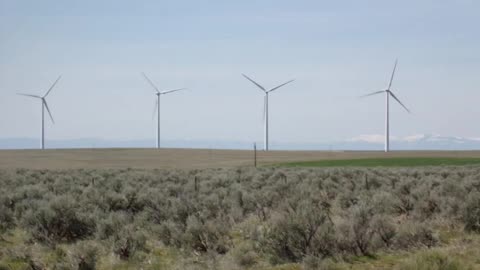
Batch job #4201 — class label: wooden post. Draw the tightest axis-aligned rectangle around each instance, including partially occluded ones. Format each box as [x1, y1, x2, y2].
[254, 143, 257, 168]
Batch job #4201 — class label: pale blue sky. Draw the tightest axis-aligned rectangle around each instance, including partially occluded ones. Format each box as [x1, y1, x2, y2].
[1, 0, 479, 145]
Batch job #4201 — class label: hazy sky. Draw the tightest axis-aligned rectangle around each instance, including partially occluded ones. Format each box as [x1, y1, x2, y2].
[1, 0, 479, 144]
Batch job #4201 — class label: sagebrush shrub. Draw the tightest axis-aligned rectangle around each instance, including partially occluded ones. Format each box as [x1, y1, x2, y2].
[112, 226, 147, 260]
[156, 220, 184, 247]
[350, 203, 375, 255]
[463, 192, 480, 232]
[96, 212, 129, 240]
[263, 199, 331, 263]
[23, 196, 95, 244]
[394, 222, 438, 249]
[0, 205, 14, 233]
[71, 242, 98, 270]
[371, 215, 396, 248]
[184, 215, 231, 254]
[232, 243, 258, 268]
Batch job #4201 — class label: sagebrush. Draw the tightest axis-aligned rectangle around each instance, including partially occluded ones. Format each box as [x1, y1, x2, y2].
[1, 166, 479, 269]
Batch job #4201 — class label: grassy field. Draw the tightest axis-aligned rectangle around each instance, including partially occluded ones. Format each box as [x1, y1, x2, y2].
[281, 157, 480, 167]
[2, 148, 480, 169]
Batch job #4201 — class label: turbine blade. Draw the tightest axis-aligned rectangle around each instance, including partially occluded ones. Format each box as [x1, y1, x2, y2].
[268, 79, 295, 93]
[388, 59, 398, 90]
[43, 100, 55, 124]
[44, 75, 62, 98]
[359, 90, 385, 98]
[17, 93, 42, 99]
[161, 88, 186, 95]
[152, 98, 158, 120]
[141, 72, 160, 93]
[242, 74, 266, 92]
[389, 91, 410, 113]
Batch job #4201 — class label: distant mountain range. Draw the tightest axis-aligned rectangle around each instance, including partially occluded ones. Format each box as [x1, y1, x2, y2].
[342, 134, 480, 150]
[0, 138, 249, 150]
[1, 134, 480, 151]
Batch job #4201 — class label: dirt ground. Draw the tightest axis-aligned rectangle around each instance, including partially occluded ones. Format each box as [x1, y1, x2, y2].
[1, 148, 480, 170]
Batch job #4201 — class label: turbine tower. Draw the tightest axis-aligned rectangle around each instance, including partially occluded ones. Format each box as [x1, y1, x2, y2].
[242, 74, 294, 151]
[17, 76, 62, 150]
[361, 60, 410, 152]
[142, 73, 186, 149]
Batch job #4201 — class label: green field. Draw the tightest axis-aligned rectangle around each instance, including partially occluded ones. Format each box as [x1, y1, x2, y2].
[281, 157, 480, 167]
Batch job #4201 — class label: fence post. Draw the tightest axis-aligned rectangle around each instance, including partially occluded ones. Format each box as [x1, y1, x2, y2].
[254, 143, 257, 168]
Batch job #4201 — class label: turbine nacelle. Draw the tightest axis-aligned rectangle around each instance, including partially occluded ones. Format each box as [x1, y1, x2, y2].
[142, 72, 186, 96]
[360, 60, 410, 114]
[242, 74, 295, 94]
[17, 75, 61, 124]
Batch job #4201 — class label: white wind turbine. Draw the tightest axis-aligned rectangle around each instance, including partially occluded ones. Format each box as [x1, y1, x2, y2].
[141, 73, 186, 149]
[361, 60, 410, 152]
[242, 74, 295, 151]
[17, 76, 62, 150]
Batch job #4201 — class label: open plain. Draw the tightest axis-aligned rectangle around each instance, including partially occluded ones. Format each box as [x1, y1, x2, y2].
[3, 148, 480, 169]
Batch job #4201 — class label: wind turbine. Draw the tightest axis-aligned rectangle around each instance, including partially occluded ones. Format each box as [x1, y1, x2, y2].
[17, 76, 62, 150]
[361, 60, 410, 152]
[242, 74, 295, 151]
[141, 72, 186, 149]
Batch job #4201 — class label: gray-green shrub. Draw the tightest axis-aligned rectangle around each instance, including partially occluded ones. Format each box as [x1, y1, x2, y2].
[0, 166, 479, 266]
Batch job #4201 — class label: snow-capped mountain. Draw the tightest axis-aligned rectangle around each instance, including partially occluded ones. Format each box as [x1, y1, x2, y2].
[344, 134, 480, 150]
